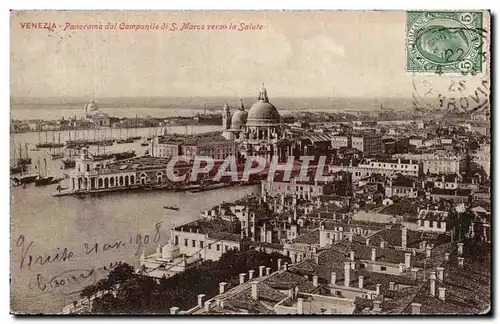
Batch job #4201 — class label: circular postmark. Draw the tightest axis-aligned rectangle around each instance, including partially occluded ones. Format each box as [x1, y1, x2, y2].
[412, 73, 490, 116]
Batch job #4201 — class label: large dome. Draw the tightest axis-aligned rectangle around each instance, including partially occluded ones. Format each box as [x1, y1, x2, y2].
[246, 86, 280, 126]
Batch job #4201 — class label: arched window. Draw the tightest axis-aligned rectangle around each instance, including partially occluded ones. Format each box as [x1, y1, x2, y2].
[125, 175, 129, 186]
[104, 178, 109, 188]
[119, 176, 124, 186]
[110, 177, 115, 186]
[98, 178, 103, 188]
[130, 175, 135, 184]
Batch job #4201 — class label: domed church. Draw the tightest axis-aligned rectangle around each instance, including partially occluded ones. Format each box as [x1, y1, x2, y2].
[221, 84, 295, 162]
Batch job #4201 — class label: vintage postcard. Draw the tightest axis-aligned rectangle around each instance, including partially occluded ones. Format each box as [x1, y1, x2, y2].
[10, 10, 491, 315]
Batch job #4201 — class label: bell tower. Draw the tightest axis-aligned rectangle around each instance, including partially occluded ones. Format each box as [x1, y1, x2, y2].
[222, 102, 231, 130]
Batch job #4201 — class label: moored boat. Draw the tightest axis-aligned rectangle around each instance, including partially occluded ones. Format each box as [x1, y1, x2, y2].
[163, 205, 180, 211]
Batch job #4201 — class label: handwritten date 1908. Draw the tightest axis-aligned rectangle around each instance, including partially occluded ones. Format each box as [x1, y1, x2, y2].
[17, 222, 162, 271]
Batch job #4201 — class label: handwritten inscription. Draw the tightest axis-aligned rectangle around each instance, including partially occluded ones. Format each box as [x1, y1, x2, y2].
[17, 222, 162, 296]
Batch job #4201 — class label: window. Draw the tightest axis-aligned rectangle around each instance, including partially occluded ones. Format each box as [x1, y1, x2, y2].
[208, 244, 212, 249]
[200, 241, 204, 248]
[326, 233, 330, 238]
[184, 239, 188, 246]
[380, 266, 387, 271]
[175, 235, 179, 245]
[335, 291, 342, 296]
[217, 244, 220, 251]
[192, 240, 196, 247]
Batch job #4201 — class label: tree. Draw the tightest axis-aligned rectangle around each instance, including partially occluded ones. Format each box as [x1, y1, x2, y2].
[107, 263, 135, 286]
[80, 284, 98, 303]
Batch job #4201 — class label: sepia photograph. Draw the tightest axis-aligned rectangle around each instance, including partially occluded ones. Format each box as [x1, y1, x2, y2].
[9, 10, 491, 315]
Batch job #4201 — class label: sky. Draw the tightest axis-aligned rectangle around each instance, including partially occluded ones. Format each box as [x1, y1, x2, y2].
[9, 11, 487, 99]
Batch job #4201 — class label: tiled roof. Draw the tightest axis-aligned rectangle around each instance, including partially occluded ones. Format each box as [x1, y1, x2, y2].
[263, 270, 317, 293]
[431, 188, 471, 197]
[292, 229, 320, 245]
[367, 228, 424, 249]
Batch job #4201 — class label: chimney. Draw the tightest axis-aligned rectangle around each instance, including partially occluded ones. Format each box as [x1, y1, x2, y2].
[457, 242, 464, 255]
[251, 281, 259, 300]
[405, 253, 411, 269]
[348, 233, 353, 242]
[278, 259, 282, 269]
[411, 268, 418, 281]
[331, 272, 337, 285]
[399, 263, 405, 273]
[411, 303, 422, 314]
[344, 262, 351, 287]
[266, 267, 271, 276]
[297, 298, 304, 315]
[239, 273, 246, 285]
[204, 300, 212, 312]
[284, 262, 288, 271]
[389, 282, 395, 291]
[371, 248, 377, 261]
[313, 275, 319, 287]
[366, 238, 370, 246]
[430, 272, 436, 296]
[170, 306, 179, 314]
[426, 246, 432, 258]
[259, 265, 265, 277]
[314, 254, 319, 264]
[436, 267, 444, 281]
[380, 240, 386, 249]
[458, 257, 464, 267]
[402, 227, 407, 248]
[248, 270, 255, 280]
[350, 251, 355, 261]
[438, 287, 446, 301]
[219, 282, 228, 295]
[375, 283, 381, 295]
[444, 253, 450, 261]
[373, 300, 382, 312]
[198, 294, 206, 308]
[358, 276, 364, 289]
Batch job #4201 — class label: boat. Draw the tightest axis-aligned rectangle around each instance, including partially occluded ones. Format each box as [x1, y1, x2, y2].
[34, 156, 56, 186]
[10, 146, 28, 174]
[15, 174, 38, 184]
[93, 153, 114, 161]
[62, 158, 76, 169]
[163, 205, 180, 211]
[17, 143, 32, 165]
[116, 138, 135, 144]
[36, 131, 65, 149]
[113, 150, 136, 161]
[61, 148, 77, 169]
[10, 165, 26, 174]
[35, 176, 54, 186]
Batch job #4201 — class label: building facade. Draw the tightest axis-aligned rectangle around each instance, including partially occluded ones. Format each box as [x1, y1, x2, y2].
[221, 85, 295, 162]
[351, 133, 382, 156]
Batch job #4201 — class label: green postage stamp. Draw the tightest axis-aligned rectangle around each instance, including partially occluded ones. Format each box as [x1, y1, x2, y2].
[406, 11, 484, 74]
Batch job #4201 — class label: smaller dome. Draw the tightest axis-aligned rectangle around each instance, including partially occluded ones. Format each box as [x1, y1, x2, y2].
[230, 99, 248, 130]
[161, 240, 180, 259]
[231, 110, 248, 130]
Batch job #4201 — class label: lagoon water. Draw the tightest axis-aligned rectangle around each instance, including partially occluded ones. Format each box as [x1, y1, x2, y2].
[9, 114, 259, 313]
